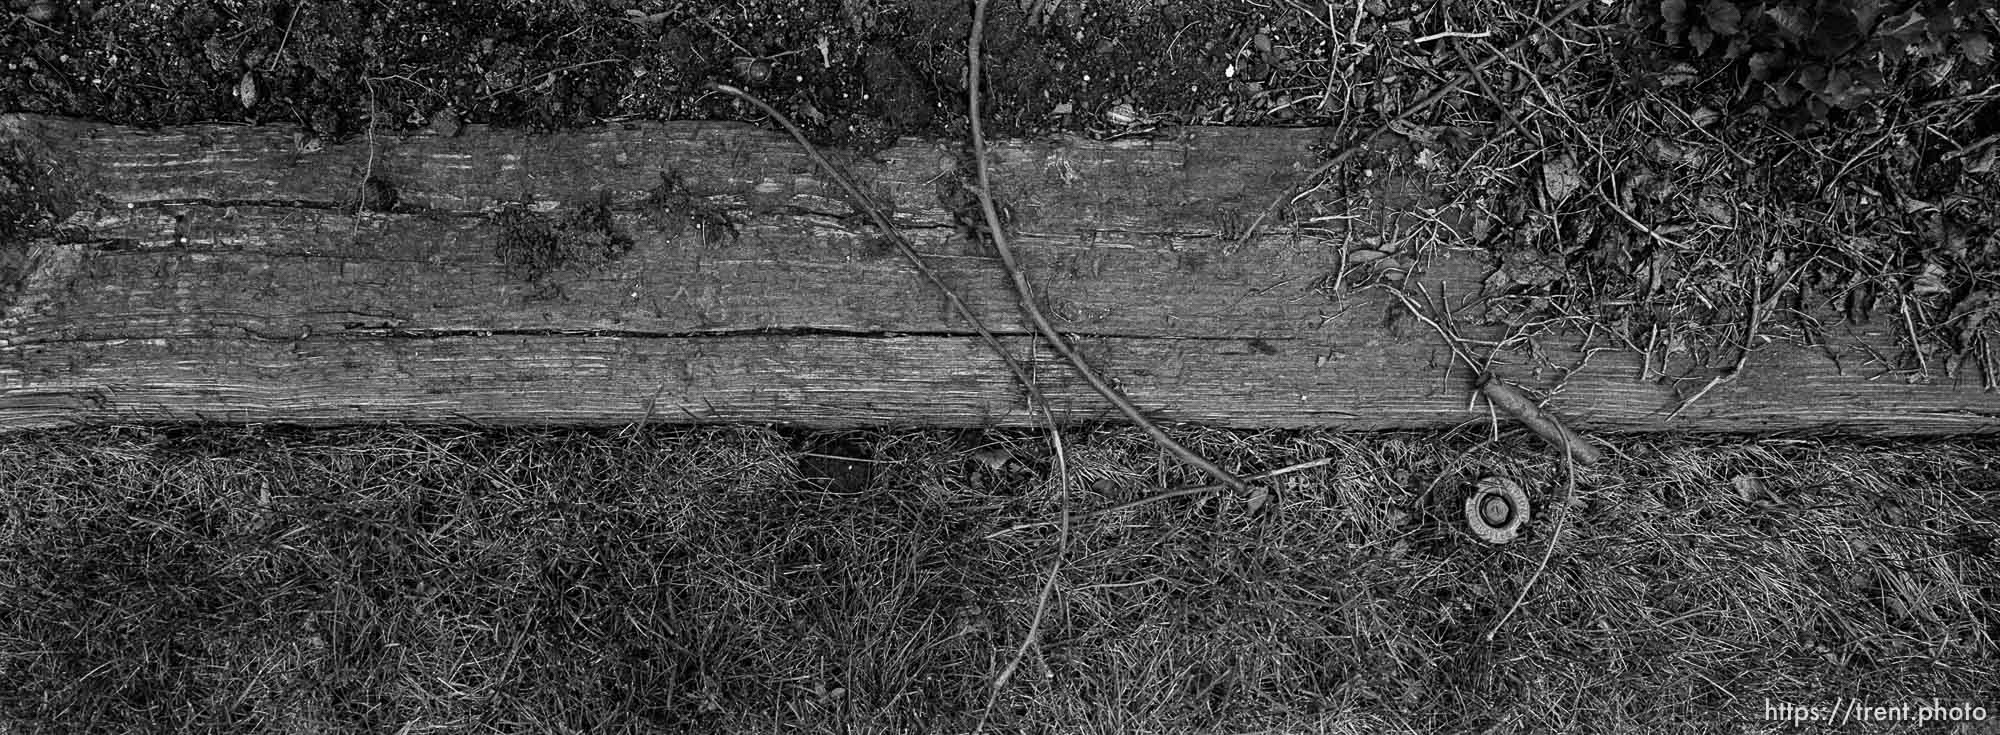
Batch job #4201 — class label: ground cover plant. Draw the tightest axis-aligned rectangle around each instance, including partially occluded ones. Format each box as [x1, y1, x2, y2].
[1, 424, 1997, 732]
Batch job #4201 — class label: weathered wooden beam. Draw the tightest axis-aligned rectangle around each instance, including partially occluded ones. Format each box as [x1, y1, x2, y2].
[2, 113, 1995, 433]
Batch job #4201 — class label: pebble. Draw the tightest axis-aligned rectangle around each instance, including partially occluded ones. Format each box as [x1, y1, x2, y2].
[732, 57, 772, 84]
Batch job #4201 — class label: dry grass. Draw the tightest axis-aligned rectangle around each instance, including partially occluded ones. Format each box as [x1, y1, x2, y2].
[2, 423, 1995, 733]
[1224, 0, 2000, 393]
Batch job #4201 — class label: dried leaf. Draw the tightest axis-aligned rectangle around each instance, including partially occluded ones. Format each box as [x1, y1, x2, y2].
[971, 447, 1013, 470]
[1704, 0, 1741, 35]
[622, 10, 671, 25]
[1660, 0, 1689, 30]
[1690, 25, 1715, 54]
[1721, 34, 1748, 61]
[1822, 67, 1860, 107]
[1731, 474, 1767, 502]
[1660, 62, 1699, 86]
[1748, 50, 1783, 80]
[1770, 80, 1805, 106]
[1765, 4, 1807, 40]
[1948, 290, 1996, 326]
[1245, 484, 1273, 517]
[1965, 145, 1997, 174]
[235, 71, 259, 109]
[1698, 197, 1734, 225]
[1346, 248, 1391, 265]
[1877, 9, 1927, 43]
[1797, 64, 1828, 92]
[1542, 153, 1583, 203]
[1911, 261, 1949, 296]
[1962, 33, 1993, 66]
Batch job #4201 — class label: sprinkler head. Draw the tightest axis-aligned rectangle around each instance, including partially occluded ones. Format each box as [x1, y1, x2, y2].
[1465, 476, 1530, 544]
[1479, 493, 1514, 526]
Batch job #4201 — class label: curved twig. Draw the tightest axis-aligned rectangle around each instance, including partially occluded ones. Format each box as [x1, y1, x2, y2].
[705, 82, 1055, 424]
[965, 1, 1249, 497]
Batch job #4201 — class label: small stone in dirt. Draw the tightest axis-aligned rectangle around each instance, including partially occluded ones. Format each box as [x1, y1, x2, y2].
[732, 57, 773, 84]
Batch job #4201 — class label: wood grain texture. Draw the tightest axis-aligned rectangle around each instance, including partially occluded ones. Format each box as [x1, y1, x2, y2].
[2, 113, 1995, 434]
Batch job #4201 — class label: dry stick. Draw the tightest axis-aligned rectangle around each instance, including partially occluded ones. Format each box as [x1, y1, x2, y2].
[966, 2, 1248, 498]
[1474, 374, 1603, 466]
[1234, 0, 1593, 248]
[1389, 287, 1602, 466]
[704, 82, 1056, 426]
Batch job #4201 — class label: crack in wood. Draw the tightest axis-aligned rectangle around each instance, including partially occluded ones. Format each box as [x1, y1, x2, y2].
[332, 325, 1296, 342]
[0, 325, 1300, 346]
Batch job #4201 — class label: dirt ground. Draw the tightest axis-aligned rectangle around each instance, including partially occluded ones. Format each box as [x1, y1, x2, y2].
[2, 0, 1345, 142]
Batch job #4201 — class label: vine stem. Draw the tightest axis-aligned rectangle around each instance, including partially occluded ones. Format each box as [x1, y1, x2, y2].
[965, 0, 1249, 498]
[704, 81, 1055, 426]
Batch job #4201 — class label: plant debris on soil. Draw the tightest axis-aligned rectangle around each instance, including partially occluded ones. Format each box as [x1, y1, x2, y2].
[1, 424, 1996, 732]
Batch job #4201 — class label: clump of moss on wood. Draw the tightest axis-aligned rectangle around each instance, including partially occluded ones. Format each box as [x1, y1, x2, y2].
[644, 170, 735, 248]
[1, 136, 87, 314]
[492, 193, 634, 284]
[0, 136, 88, 248]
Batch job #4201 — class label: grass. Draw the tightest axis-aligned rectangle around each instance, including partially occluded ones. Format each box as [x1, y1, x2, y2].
[2, 423, 1996, 733]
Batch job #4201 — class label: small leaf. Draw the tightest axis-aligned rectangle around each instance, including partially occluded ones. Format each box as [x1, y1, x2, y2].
[1821, 67, 1860, 108]
[1542, 153, 1583, 202]
[1704, 0, 1741, 35]
[1797, 64, 1828, 92]
[1346, 248, 1391, 265]
[1911, 261, 1949, 296]
[1731, 474, 1766, 502]
[1964, 33, 1994, 65]
[1765, 4, 1807, 40]
[971, 447, 1013, 469]
[1690, 25, 1715, 54]
[1748, 50, 1784, 80]
[235, 71, 259, 109]
[1245, 485, 1273, 517]
[1770, 81, 1804, 106]
[1965, 146, 1997, 174]
[1661, 0, 1689, 25]
[1661, 0, 1688, 36]
[1877, 9, 1927, 43]
[1658, 61, 1699, 86]
[1851, 0, 1890, 32]
[1722, 34, 1748, 60]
